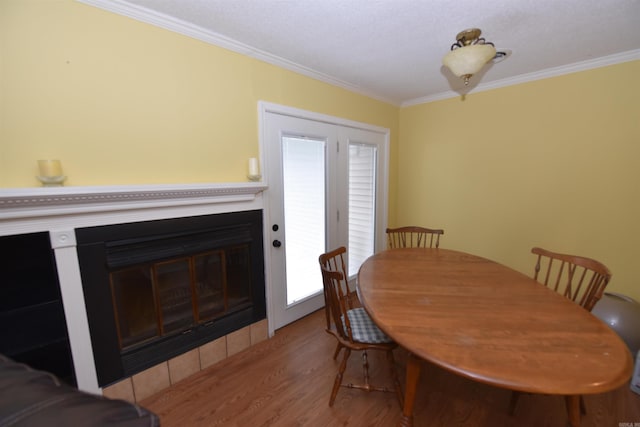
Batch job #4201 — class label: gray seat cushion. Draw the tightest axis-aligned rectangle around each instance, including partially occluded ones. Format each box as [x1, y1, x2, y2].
[345, 307, 393, 344]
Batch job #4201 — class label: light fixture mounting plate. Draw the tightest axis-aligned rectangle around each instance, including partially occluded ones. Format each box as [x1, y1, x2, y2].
[456, 28, 482, 46]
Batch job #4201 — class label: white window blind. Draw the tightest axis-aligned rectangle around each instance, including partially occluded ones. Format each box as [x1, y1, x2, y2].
[282, 136, 326, 304]
[348, 143, 377, 277]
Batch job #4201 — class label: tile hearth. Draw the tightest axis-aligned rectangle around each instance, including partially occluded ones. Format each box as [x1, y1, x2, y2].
[103, 319, 268, 402]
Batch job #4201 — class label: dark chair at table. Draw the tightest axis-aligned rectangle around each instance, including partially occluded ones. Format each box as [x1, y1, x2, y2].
[319, 245, 353, 362]
[318, 246, 403, 407]
[509, 246, 613, 420]
[386, 226, 444, 249]
[529, 246, 612, 311]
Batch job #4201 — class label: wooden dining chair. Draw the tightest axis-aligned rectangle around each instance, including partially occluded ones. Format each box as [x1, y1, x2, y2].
[318, 247, 403, 407]
[318, 245, 355, 361]
[529, 246, 612, 312]
[509, 246, 613, 419]
[386, 226, 444, 249]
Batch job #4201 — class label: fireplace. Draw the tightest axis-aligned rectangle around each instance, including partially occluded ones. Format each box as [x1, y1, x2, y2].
[76, 210, 266, 387]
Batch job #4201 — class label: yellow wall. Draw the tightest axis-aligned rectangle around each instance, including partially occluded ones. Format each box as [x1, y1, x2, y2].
[3, 1, 638, 302]
[399, 61, 640, 301]
[0, 0, 398, 193]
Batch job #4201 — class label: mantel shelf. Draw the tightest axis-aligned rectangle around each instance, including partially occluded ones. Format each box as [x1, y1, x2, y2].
[0, 182, 267, 220]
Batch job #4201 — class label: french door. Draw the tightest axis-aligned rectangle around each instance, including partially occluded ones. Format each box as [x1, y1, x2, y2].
[260, 103, 389, 331]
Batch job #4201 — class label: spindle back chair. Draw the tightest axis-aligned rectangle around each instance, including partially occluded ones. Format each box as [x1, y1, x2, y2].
[386, 226, 444, 249]
[531, 246, 611, 312]
[509, 246, 612, 420]
[318, 247, 403, 407]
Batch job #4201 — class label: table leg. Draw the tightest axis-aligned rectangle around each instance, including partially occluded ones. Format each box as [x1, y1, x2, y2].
[565, 395, 580, 427]
[398, 352, 421, 427]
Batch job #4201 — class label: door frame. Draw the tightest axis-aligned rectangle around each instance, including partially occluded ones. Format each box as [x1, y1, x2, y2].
[258, 101, 390, 336]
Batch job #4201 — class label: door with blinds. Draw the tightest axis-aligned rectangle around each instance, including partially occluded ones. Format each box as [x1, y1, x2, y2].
[261, 103, 389, 330]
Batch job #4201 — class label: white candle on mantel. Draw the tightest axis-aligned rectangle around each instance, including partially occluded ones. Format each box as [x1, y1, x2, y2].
[38, 160, 63, 177]
[248, 157, 259, 176]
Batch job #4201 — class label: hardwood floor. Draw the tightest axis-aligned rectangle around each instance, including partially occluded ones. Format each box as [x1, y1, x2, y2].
[141, 309, 640, 426]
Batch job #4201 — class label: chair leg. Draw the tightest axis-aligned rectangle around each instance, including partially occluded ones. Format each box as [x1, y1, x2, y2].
[361, 350, 371, 391]
[387, 349, 404, 408]
[333, 343, 343, 360]
[579, 395, 586, 415]
[508, 391, 521, 416]
[329, 348, 351, 406]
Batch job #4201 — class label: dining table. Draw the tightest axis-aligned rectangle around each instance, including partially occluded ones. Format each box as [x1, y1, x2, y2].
[357, 248, 633, 427]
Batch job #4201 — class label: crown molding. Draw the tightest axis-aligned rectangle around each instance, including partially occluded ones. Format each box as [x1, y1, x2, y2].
[402, 49, 640, 107]
[76, 1, 639, 108]
[76, 0, 399, 106]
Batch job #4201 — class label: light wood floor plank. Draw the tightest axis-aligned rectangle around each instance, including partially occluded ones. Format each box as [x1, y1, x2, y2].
[141, 309, 640, 426]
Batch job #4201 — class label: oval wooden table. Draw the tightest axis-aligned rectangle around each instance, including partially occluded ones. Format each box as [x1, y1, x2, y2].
[357, 248, 633, 427]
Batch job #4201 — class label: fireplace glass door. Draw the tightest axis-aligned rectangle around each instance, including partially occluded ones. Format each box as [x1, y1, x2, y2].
[110, 245, 251, 351]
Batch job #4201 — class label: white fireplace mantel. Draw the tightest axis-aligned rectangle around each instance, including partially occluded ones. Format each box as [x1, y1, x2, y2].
[0, 182, 267, 394]
[0, 182, 267, 236]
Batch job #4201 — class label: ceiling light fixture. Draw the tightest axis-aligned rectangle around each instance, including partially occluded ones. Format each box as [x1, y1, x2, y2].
[443, 28, 500, 86]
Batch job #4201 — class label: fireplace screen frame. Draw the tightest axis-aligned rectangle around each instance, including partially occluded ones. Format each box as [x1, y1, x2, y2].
[110, 245, 253, 351]
[76, 210, 266, 387]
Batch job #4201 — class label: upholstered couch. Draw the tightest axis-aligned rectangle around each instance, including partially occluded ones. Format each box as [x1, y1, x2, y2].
[0, 354, 159, 426]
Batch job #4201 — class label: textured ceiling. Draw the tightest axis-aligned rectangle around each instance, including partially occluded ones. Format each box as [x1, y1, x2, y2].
[84, 0, 640, 105]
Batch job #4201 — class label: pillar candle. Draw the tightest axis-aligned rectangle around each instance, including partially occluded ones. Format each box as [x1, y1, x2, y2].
[248, 158, 259, 176]
[38, 160, 63, 177]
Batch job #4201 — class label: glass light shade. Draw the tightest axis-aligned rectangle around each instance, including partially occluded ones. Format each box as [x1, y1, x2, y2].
[442, 44, 497, 78]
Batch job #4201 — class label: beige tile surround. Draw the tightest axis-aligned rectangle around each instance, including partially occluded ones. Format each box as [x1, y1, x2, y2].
[102, 319, 268, 403]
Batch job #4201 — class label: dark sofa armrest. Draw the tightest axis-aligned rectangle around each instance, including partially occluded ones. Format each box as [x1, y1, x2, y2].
[0, 354, 160, 427]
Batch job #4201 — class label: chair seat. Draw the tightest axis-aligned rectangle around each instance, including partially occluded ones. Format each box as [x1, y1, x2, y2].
[344, 308, 393, 344]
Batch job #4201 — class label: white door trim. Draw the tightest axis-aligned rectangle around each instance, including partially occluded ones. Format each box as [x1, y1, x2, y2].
[258, 101, 390, 336]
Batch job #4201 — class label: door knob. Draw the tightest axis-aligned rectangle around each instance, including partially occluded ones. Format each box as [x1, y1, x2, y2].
[272, 240, 282, 248]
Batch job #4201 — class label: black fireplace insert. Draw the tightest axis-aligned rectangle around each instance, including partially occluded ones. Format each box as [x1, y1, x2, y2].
[76, 210, 266, 387]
